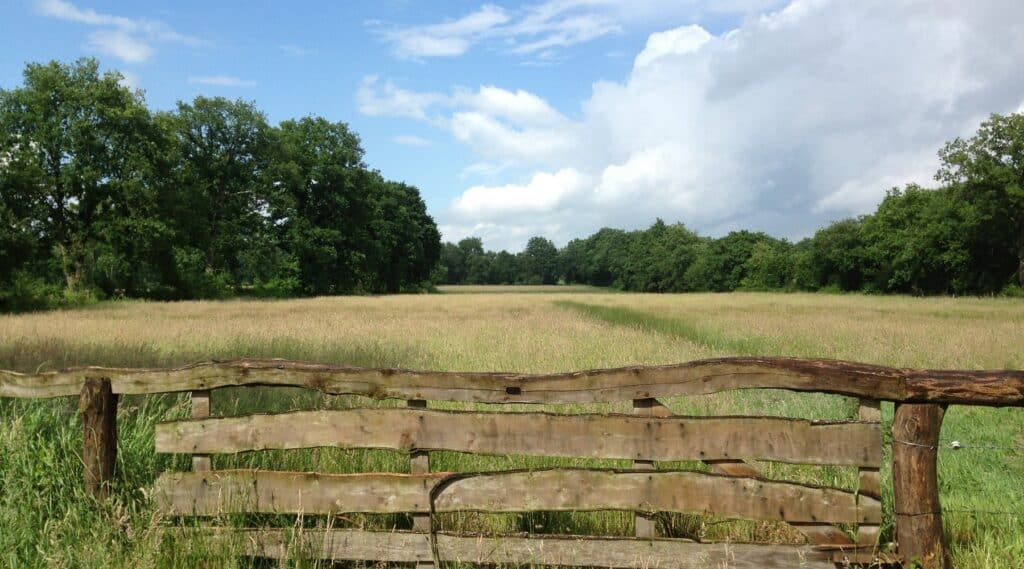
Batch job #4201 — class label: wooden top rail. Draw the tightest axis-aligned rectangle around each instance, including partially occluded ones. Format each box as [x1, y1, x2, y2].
[3, 357, 1022, 406]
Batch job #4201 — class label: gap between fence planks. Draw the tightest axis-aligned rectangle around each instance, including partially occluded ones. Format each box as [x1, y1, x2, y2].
[5, 357, 1023, 406]
[154, 407, 881, 466]
[167, 528, 851, 568]
[152, 468, 881, 524]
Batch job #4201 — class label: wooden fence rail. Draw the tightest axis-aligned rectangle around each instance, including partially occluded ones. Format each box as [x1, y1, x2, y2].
[3, 356, 1022, 404]
[4, 356, 1023, 568]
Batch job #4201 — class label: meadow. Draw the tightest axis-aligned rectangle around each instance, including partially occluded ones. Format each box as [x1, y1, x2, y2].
[1, 288, 1022, 568]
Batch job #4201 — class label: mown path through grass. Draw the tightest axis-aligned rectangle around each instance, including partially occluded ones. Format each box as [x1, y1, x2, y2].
[553, 300, 775, 355]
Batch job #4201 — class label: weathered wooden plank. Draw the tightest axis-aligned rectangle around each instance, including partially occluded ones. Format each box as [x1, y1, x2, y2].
[155, 408, 882, 466]
[6, 357, 1023, 406]
[893, 403, 950, 569]
[154, 470, 446, 515]
[857, 525, 881, 547]
[632, 398, 767, 477]
[80, 378, 118, 499]
[191, 390, 211, 472]
[153, 469, 881, 524]
[434, 470, 880, 523]
[171, 528, 838, 568]
[790, 523, 856, 547]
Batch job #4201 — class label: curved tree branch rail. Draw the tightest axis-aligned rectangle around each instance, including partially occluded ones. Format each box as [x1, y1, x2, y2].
[2, 356, 1023, 406]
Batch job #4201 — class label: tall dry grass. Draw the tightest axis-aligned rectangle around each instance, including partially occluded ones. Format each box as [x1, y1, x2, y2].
[1, 289, 1022, 567]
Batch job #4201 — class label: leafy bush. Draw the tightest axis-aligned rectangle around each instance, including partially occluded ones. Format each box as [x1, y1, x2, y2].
[0, 272, 99, 312]
[1001, 284, 1024, 298]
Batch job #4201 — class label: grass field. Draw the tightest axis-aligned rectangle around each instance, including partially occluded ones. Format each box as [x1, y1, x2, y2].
[1, 287, 1022, 567]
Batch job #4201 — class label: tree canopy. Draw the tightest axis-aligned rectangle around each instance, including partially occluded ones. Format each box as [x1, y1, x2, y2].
[0, 59, 440, 310]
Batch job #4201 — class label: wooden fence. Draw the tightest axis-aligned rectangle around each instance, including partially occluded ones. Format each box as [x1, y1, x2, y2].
[3, 356, 1023, 568]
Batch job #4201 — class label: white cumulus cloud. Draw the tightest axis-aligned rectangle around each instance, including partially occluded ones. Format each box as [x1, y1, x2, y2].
[365, 0, 1024, 250]
[452, 168, 588, 219]
[634, 24, 711, 67]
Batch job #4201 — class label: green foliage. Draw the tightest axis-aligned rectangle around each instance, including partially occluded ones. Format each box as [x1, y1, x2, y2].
[0, 59, 440, 309]
[938, 112, 1024, 287]
[1002, 284, 1024, 298]
[522, 236, 559, 284]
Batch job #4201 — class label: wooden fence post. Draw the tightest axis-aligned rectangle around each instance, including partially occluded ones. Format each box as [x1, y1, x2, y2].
[408, 399, 433, 568]
[191, 390, 211, 472]
[892, 403, 950, 569]
[79, 377, 118, 499]
[633, 398, 659, 538]
[857, 399, 882, 547]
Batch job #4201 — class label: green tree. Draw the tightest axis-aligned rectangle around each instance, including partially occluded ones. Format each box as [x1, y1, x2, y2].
[169, 96, 275, 295]
[684, 231, 776, 292]
[0, 58, 171, 299]
[492, 250, 519, 284]
[861, 185, 972, 294]
[741, 240, 794, 290]
[367, 176, 441, 293]
[937, 112, 1024, 287]
[521, 236, 559, 284]
[272, 117, 369, 294]
[807, 219, 870, 291]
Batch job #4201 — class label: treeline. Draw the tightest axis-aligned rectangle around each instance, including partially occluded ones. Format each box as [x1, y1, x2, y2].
[439, 112, 1024, 296]
[0, 59, 440, 311]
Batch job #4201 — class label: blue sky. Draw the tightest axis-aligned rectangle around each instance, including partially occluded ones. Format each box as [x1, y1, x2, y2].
[3, 1, 1024, 251]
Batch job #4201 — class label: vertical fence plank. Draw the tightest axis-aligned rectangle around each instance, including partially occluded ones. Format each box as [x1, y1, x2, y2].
[858, 399, 882, 547]
[79, 377, 118, 499]
[632, 398, 658, 538]
[408, 399, 434, 568]
[893, 403, 949, 569]
[191, 390, 211, 472]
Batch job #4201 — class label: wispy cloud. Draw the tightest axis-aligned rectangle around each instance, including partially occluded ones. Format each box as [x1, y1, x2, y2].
[278, 44, 317, 57]
[368, 1, 627, 60]
[392, 135, 433, 146]
[370, 4, 511, 58]
[37, 0, 205, 63]
[87, 29, 152, 63]
[188, 75, 257, 88]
